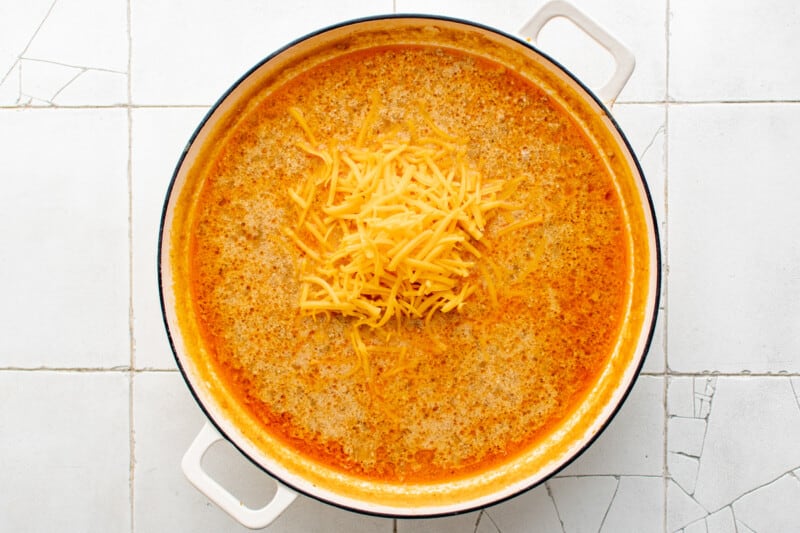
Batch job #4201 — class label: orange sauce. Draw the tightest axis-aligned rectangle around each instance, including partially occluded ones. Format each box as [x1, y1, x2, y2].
[186, 44, 629, 483]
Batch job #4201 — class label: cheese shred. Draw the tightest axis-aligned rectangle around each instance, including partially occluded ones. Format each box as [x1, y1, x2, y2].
[284, 101, 529, 376]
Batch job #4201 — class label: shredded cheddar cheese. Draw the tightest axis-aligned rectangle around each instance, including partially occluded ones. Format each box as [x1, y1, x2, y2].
[284, 101, 528, 374]
[288, 107, 509, 320]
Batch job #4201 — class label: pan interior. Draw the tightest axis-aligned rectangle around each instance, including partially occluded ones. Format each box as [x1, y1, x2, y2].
[161, 17, 658, 515]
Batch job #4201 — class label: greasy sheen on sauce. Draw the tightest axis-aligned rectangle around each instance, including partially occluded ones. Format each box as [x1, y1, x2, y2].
[187, 44, 629, 483]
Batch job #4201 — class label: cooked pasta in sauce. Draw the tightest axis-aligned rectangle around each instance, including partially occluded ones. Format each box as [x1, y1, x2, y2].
[186, 44, 628, 482]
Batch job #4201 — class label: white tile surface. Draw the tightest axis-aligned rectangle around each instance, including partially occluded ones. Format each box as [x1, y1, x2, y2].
[736, 519, 758, 533]
[667, 376, 713, 499]
[612, 104, 666, 242]
[131, 107, 209, 369]
[548, 476, 618, 532]
[268, 496, 394, 533]
[397, 512, 484, 532]
[482, 486, 563, 533]
[0, 0, 128, 106]
[732, 472, 800, 533]
[0, 0, 53, 88]
[667, 417, 706, 457]
[133, 371, 392, 533]
[612, 103, 667, 374]
[0, 108, 129, 368]
[483, 477, 661, 532]
[668, 452, 700, 496]
[667, 377, 800, 529]
[667, 479, 707, 533]
[598, 476, 664, 532]
[792, 377, 800, 408]
[705, 507, 737, 533]
[396, 0, 666, 103]
[48, 67, 128, 107]
[24, 0, 128, 72]
[130, 0, 393, 106]
[0, 371, 129, 532]
[668, 103, 800, 373]
[691, 378, 800, 513]
[682, 519, 708, 533]
[133, 371, 238, 533]
[670, 0, 800, 102]
[3, 0, 800, 531]
[667, 376, 694, 418]
[559, 376, 664, 477]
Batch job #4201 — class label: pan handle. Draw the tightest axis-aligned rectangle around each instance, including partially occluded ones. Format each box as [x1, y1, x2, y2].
[182, 422, 298, 529]
[519, 0, 635, 107]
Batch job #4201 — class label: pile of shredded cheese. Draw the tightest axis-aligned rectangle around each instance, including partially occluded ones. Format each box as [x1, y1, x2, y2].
[284, 101, 524, 368]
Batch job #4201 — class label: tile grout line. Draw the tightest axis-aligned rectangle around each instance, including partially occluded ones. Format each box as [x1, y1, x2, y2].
[126, 0, 135, 530]
[662, 0, 672, 531]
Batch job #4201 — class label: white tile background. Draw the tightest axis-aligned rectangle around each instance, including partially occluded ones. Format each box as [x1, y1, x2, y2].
[1, 0, 799, 531]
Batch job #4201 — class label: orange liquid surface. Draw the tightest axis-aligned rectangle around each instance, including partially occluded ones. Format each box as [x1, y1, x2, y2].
[187, 45, 629, 482]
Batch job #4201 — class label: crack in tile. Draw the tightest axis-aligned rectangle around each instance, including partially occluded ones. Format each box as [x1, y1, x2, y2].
[672, 450, 701, 460]
[482, 509, 502, 533]
[669, 477, 711, 531]
[0, 0, 59, 88]
[639, 123, 666, 160]
[789, 377, 800, 411]
[669, 414, 703, 419]
[669, 451, 700, 496]
[731, 506, 757, 533]
[727, 506, 737, 533]
[17, 60, 83, 106]
[709, 466, 800, 518]
[666, 378, 716, 498]
[732, 470, 800, 532]
[702, 506, 738, 533]
[730, 508, 741, 533]
[693, 376, 717, 419]
[688, 379, 800, 520]
[695, 398, 711, 419]
[678, 516, 709, 533]
[544, 481, 567, 533]
[596, 476, 620, 533]
[17, 93, 50, 106]
[13, 56, 127, 106]
[474, 509, 501, 533]
[20, 56, 127, 75]
[691, 379, 716, 495]
[474, 510, 484, 533]
[1, 1, 127, 107]
[48, 67, 87, 103]
[15, 63, 23, 105]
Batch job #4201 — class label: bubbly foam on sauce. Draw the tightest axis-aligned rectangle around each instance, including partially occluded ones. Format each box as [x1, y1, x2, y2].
[188, 45, 628, 482]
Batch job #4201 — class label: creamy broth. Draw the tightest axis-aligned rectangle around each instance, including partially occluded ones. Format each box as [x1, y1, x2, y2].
[185, 44, 628, 483]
